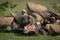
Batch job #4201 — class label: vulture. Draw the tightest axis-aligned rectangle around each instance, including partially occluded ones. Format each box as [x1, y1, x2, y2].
[26, 2, 57, 23]
[0, 16, 14, 30]
[46, 24, 60, 35]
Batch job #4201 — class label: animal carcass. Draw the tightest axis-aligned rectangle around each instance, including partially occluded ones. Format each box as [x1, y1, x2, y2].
[24, 24, 40, 35]
[24, 24, 47, 35]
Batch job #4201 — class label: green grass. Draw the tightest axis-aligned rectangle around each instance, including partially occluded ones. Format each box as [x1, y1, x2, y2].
[0, 0, 60, 15]
[0, 0, 60, 40]
[0, 32, 60, 40]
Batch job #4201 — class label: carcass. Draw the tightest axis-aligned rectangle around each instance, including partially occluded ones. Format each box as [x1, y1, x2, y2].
[0, 16, 14, 30]
[24, 24, 47, 35]
[10, 11, 47, 35]
[24, 24, 38, 35]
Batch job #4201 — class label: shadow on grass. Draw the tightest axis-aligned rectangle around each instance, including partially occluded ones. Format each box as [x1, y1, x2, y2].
[0, 30, 24, 36]
[0, 30, 60, 36]
[0, 30, 38, 36]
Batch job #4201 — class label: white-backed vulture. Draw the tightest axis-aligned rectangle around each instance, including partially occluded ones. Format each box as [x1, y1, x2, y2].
[46, 24, 60, 35]
[0, 16, 14, 30]
[26, 2, 57, 23]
